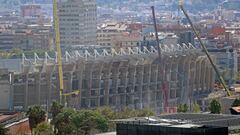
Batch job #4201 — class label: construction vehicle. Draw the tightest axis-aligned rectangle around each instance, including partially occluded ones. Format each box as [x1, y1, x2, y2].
[178, 0, 232, 97]
[53, 0, 80, 106]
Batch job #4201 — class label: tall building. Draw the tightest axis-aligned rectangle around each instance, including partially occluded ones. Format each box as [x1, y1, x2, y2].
[58, 0, 97, 46]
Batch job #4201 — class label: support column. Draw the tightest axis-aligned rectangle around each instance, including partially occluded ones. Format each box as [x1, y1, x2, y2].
[24, 74, 29, 110]
[104, 62, 112, 106]
[46, 71, 52, 109]
[77, 60, 84, 109]
[35, 73, 41, 105]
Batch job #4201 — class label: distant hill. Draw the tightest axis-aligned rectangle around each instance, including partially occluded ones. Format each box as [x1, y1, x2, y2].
[0, 0, 227, 12]
[97, 0, 225, 12]
[0, 0, 51, 10]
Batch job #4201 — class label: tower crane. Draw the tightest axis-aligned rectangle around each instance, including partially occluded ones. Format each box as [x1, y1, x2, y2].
[53, 0, 80, 106]
[178, 0, 232, 97]
[151, 6, 169, 113]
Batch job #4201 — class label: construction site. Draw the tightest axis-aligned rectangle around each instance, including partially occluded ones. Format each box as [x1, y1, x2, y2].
[0, 43, 212, 113]
[0, 0, 235, 115]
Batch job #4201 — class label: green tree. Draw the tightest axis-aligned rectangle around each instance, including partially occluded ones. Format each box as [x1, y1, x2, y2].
[0, 124, 8, 135]
[53, 108, 76, 135]
[177, 104, 188, 113]
[50, 101, 64, 121]
[232, 98, 240, 107]
[72, 110, 108, 135]
[96, 107, 117, 120]
[192, 103, 201, 113]
[27, 106, 46, 131]
[96, 107, 118, 131]
[117, 107, 138, 119]
[33, 122, 54, 135]
[136, 108, 155, 117]
[50, 101, 63, 134]
[209, 99, 221, 114]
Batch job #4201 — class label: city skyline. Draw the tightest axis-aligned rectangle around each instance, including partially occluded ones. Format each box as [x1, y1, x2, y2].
[0, 0, 240, 135]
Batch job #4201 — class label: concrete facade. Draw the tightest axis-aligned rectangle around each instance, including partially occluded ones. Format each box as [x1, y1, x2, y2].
[59, 0, 97, 46]
[97, 22, 127, 46]
[0, 69, 11, 111]
[6, 44, 214, 113]
[0, 24, 53, 50]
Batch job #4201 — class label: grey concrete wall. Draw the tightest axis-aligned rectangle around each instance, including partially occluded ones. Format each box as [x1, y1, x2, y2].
[9, 53, 214, 114]
[0, 84, 10, 110]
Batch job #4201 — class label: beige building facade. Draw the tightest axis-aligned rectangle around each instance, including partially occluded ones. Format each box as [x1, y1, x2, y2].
[97, 22, 127, 46]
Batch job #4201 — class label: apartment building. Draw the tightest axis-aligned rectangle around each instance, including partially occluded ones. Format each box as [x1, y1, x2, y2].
[59, 0, 97, 46]
[0, 24, 52, 50]
[97, 22, 127, 46]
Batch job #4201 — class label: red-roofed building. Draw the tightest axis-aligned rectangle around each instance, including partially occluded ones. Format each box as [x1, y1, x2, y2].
[209, 27, 225, 37]
[127, 23, 143, 32]
[0, 112, 31, 135]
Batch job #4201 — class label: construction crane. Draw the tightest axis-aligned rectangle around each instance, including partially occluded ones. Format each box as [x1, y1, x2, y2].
[53, 0, 80, 106]
[62, 90, 80, 107]
[178, 0, 232, 97]
[151, 6, 169, 113]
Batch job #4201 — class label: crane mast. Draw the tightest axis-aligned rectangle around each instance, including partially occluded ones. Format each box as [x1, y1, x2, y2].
[151, 6, 169, 112]
[178, 0, 231, 97]
[53, 0, 64, 103]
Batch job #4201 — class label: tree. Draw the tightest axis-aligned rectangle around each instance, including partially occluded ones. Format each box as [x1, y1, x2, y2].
[177, 104, 188, 113]
[27, 106, 46, 131]
[136, 108, 155, 117]
[0, 124, 8, 135]
[50, 101, 64, 121]
[72, 110, 108, 135]
[52, 108, 76, 135]
[192, 103, 201, 113]
[209, 99, 221, 114]
[96, 107, 119, 131]
[117, 107, 137, 119]
[96, 107, 116, 120]
[50, 101, 64, 134]
[232, 98, 240, 107]
[33, 122, 54, 135]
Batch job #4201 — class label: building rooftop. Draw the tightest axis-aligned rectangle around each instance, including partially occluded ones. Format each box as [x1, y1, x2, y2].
[115, 113, 240, 130]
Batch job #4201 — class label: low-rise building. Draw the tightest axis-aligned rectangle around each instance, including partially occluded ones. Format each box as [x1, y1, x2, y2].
[0, 24, 53, 50]
[116, 113, 240, 135]
[112, 32, 142, 49]
[97, 22, 127, 46]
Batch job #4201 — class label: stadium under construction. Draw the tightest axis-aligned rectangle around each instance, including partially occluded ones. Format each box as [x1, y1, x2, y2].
[1, 44, 215, 113]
